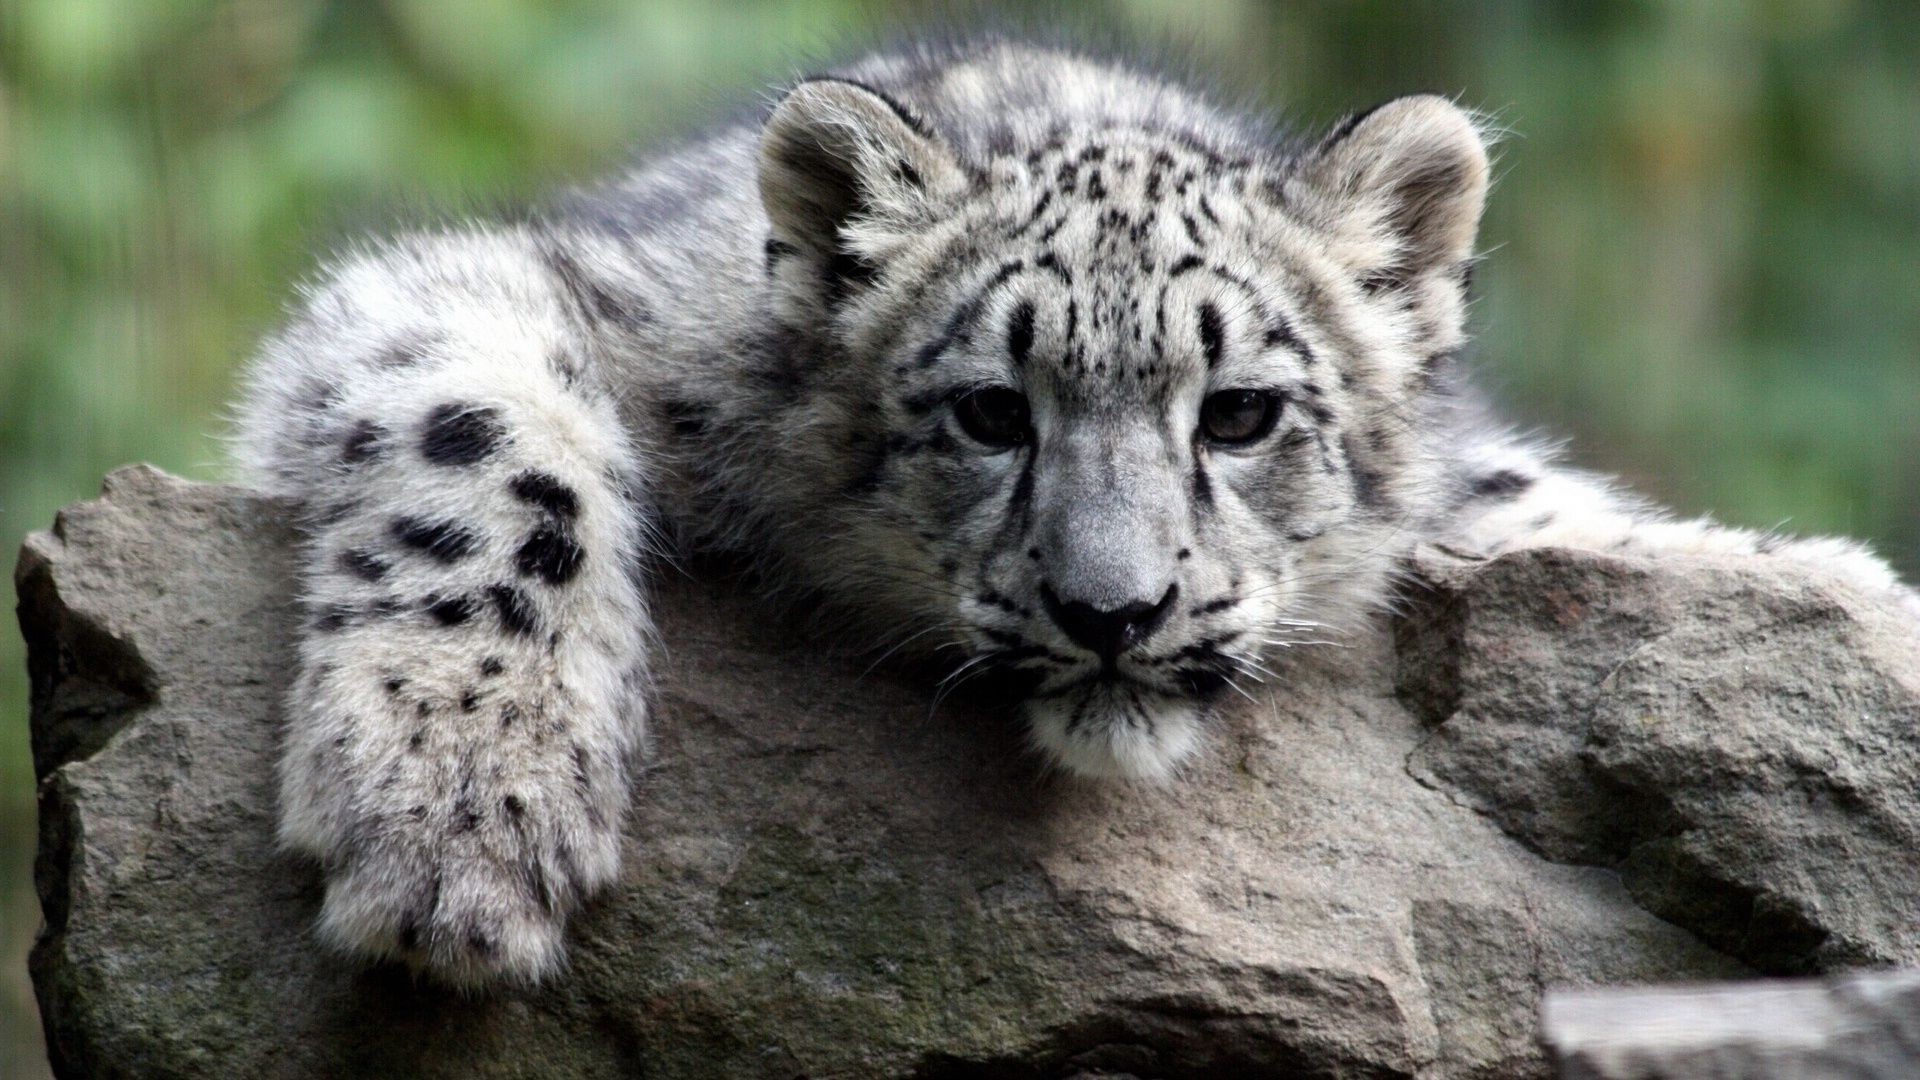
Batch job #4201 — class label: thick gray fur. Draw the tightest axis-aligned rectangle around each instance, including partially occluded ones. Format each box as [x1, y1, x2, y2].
[232, 37, 1917, 988]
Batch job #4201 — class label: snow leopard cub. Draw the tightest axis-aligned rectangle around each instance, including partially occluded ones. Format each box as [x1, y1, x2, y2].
[234, 39, 1914, 988]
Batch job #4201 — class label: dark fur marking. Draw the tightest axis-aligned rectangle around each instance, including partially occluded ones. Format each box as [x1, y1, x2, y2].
[793, 75, 934, 139]
[480, 656, 504, 677]
[425, 593, 477, 627]
[571, 743, 593, 796]
[488, 584, 540, 637]
[383, 677, 405, 696]
[510, 471, 581, 519]
[516, 524, 585, 585]
[1470, 470, 1534, 499]
[1034, 250, 1070, 283]
[764, 236, 799, 273]
[1197, 303, 1226, 369]
[1017, 190, 1054, 235]
[420, 403, 504, 466]
[313, 603, 353, 633]
[1007, 300, 1036, 366]
[459, 689, 479, 713]
[1263, 315, 1311, 361]
[377, 336, 430, 368]
[1168, 254, 1203, 278]
[914, 259, 1024, 369]
[546, 245, 652, 328]
[340, 548, 389, 582]
[1191, 596, 1239, 617]
[391, 517, 479, 563]
[825, 248, 878, 302]
[1345, 433, 1390, 510]
[341, 420, 387, 465]
[1191, 458, 1214, 512]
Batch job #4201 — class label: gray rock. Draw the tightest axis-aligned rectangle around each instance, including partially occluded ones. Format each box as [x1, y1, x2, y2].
[15, 467, 1918, 1078]
[1398, 545, 1920, 975]
[1542, 971, 1920, 1079]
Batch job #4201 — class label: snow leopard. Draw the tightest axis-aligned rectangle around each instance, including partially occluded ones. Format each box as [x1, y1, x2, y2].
[233, 38, 1916, 989]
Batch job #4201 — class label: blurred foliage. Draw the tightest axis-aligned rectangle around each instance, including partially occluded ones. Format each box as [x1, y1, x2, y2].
[2, 1, 1915, 1073]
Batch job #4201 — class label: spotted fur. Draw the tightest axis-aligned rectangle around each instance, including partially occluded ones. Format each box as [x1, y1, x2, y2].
[233, 38, 1916, 989]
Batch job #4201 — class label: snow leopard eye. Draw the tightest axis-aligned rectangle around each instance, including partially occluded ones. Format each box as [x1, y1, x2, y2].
[1199, 389, 1282, 446]
[953, 388, 1031, 450]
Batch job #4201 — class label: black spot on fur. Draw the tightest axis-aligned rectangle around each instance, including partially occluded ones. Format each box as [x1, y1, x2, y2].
[516, 525, 585, 585]
[408, 730, 425, 751]
[764, 235, 799, 272]
[1197, 303, 1226, 368]
[1182, 453, 1213, 503]
[1470, 470, 1534, 500]
[480, 656, 504, 677]
[425, 593, 477, 626]
[341, 420, 387, 465]
[488, 583, 539, 636]
[340, 548, 389, 582]
[459, 688, 479, 713]
[503, 794, 525, 819]
[1006, 300, 1036, 366]
[824, 247, 878, 303]
[510, 471, 581, 519]
[391, 517, 479, 563]
[420, 403, 504, 466]
[312, 603, 353, 633]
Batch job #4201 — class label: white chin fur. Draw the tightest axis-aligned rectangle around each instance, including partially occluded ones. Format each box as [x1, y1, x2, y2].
[1023, 685, 1203, 782]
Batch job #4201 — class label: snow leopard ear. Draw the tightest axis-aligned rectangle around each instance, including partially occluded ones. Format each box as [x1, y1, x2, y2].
[759, 78, 964, 301]
[1289, 95, 1490, 292]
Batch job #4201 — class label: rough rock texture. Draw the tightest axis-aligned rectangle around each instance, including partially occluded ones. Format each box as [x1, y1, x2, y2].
[1542, 971, 1920, 1079]
[16, 467, 1920, 1079]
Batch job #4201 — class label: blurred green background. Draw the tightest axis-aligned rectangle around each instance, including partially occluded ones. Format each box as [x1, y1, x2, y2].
[3, 1, 1915, 1072]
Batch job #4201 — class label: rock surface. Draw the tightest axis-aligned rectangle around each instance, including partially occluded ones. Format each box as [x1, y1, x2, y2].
[16, 466, 1920, 1078]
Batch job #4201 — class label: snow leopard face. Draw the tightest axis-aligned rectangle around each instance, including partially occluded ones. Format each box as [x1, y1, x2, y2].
[761, 74, 1488, 780]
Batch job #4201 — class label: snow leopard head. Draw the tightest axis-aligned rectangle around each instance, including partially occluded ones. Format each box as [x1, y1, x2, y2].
[759, 54, 1489, 781]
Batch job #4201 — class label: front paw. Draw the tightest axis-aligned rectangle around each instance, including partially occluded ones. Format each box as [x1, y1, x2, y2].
[280, 646, 635, 989]
[315, 780, 618, 989]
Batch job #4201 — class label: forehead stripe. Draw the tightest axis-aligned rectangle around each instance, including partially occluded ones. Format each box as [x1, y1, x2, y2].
[912, 258, 1026, 369]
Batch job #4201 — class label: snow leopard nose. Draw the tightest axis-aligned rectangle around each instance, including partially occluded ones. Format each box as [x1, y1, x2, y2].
[1041, 582, 1179, 664]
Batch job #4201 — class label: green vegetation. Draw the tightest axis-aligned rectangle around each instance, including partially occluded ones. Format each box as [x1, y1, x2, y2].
[3, 2, 1914, 1073]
